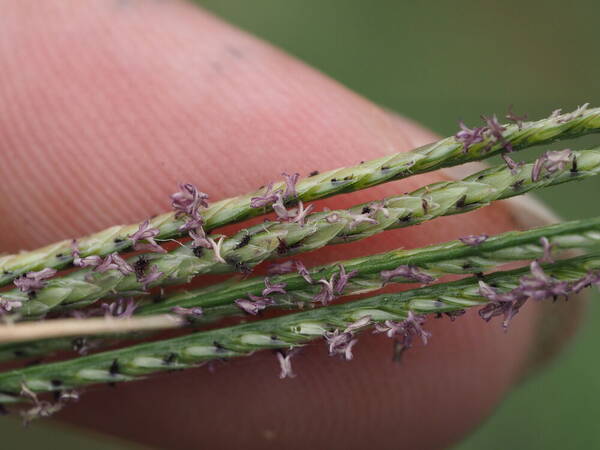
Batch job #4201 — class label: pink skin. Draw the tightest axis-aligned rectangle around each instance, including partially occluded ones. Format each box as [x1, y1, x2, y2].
[0, 2, 578, 449]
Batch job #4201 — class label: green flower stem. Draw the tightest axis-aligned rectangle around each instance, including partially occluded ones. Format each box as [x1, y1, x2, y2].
[7, 148, 600, 318]
[1, 253, 598, 402]
[1, 107, 599, 287]
[1, 216, 599, 362]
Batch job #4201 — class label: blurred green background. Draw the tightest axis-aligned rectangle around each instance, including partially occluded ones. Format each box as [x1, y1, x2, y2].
[1, 0, 598, 448]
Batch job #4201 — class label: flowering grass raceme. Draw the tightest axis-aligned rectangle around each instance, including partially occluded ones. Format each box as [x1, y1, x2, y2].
[2, 216, 600, 362]
[4, 147, 600, 318]
[2, 105, 600, 421]
[1, 105, 599, 287]
[1, 253, 599, 405]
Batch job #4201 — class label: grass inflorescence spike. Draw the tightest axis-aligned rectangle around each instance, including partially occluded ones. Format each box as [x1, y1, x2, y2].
[0, 253, 598, 402]
[2, 216, 600, 362]
[1, 106, 599, 287]
[4, 148, 600, 318]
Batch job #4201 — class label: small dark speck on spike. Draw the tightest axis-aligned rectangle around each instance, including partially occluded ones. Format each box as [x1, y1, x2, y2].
[277, 238, 290, 255]
[309, 170, 319, 177]
[455, 195, 467, 208]
[134, 256, 149, 279]
[213, 341, 226, 353]
[163, 353, 177, 365]
[234, 233, 251, 250]
[193, 247, 204, 258]
[109, 359, 120, 375]
[51, 379, 63, 387]
[571, 156, 578, 173]
[72, 337, 87, 352]
[114, 238, 124, 243]
[511, 179, 524, 190]
[225, 257, 252, 275]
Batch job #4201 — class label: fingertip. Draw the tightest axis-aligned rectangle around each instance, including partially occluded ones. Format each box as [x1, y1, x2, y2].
[0, 0, 417, 250]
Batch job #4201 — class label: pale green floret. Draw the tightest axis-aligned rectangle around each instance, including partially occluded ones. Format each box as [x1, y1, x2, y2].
[293, 323, 327, 335]
[348, 309, 401, 322]
[240, 334, 281, 346]
[130, 357, 173, 369]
